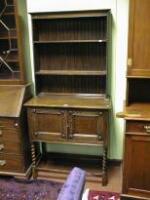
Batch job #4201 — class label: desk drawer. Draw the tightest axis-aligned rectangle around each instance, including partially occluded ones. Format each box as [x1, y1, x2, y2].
[0, 128, 22, 154]
[0, 118, 19, 130]
[0, 153, 25, 173]
[126, 121, 150, 135]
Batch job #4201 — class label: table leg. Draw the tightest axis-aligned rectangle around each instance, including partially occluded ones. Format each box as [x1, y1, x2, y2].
[31, 143, 37, 179]
[102, 146, 108, 186]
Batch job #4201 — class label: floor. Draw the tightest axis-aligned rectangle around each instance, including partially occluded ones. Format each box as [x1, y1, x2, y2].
[86, 164, 122, 193]
[37, 161, 122, 193]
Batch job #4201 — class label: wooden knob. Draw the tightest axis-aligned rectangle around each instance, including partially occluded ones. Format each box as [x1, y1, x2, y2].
[34, 132, 39, 136]
[0, 160, 6, 166]
[144, 125, 150, 133]
[0, 144, 4, 151]
[14, 123, 19, 127]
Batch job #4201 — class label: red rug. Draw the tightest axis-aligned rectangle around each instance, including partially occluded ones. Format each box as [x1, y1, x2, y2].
[88, 190, 120, 200]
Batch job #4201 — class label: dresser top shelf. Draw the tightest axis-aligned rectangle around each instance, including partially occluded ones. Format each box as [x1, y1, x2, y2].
[117, 103, 150, 120]
[25, 93, 111, 109]
[32, 10, 110, 19]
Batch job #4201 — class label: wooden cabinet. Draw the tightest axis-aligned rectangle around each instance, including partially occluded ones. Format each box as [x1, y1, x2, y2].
[118, 0, 150, 199]
[68, 110, 107, 144]
[28, 108, 108, 145]
[0, 0, 31, 178]
[25, 10, 111, 185]
[122, 121, 150, 199]
[127, 0, 150, 77]
[0, 85, 31, 178]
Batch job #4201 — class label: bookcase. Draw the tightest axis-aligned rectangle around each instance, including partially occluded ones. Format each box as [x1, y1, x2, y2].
[0, 0, 31, 178]
[118, 0, 150, 199]
[0, 0, 25, 84]
[25, 10, 111, 185]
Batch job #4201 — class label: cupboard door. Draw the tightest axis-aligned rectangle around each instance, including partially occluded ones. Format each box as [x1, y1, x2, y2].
[123, 134, 150, 198]
[28, 108, 67, 142]
[128, 0, 150, 76]
[68, 110, 107, 144]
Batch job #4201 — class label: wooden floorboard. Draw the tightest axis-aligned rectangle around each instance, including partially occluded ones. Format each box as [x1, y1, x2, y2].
[36, 157, 122, 193]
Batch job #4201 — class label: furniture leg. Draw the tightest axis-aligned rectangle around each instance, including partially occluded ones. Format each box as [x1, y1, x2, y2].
[102, 146, 108, 186]
[31, 143, 37, 179]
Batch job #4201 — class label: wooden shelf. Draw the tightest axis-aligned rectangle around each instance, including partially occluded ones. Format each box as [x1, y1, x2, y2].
[3, 12, 15, 16]
[0, 29, 17, 40]
[0, 36, 17, 40]
[0, 72, 20, 80]
[117, 103, 150, 120]
[35, 70, 107, 76]
[6, 59, 18, 63]
[36, 153, 104, 182]
[25, 93, 111, 109]
[32, 10, 109, 19]
[127, 69, 150, 77]
[34, 39, 108, 44]
[0, 57, 19, 63]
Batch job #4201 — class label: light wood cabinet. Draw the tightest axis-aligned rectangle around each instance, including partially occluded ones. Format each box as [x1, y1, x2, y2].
[127, 0, 150, 77]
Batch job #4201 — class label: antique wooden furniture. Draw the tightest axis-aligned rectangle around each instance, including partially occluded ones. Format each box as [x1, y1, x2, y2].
[0, 0, 31, 178]
[118, 0, 150, 199]
[0, 85, 31, 178]
[25, 10, 111, 185]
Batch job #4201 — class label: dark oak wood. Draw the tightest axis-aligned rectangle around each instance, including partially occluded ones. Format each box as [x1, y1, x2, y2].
[27, 108, 108, 145]
[34, 43, 107, 78]
[35, 69, 107, 76]
[25, 10, 111, 185]
[25, 93, 111, 109]
[127, 79, 150, 105]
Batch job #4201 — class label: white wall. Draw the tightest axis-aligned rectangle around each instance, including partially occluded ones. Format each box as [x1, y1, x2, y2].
[26, 0, 129, 159]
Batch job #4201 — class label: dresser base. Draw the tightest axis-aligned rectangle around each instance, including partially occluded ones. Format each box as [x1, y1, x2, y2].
[0, 164, 32, 180]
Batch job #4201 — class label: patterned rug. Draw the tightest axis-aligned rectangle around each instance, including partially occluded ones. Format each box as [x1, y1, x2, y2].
[0, 177, 62, 200]
[88, 190, 120, 200]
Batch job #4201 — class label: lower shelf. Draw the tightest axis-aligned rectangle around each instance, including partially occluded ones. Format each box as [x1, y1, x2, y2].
[35, 153, 105, 183]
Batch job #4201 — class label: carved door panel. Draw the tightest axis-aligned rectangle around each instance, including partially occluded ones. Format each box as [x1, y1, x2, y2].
[68, 110, 106, 144]
[28, 108, 67, 143]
